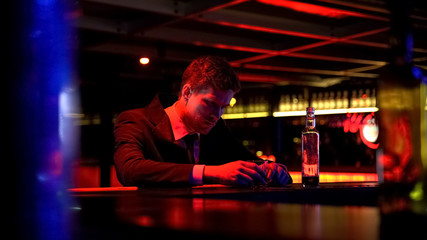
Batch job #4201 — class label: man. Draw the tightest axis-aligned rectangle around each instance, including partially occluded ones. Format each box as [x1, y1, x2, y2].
[114, 56, 292, 187]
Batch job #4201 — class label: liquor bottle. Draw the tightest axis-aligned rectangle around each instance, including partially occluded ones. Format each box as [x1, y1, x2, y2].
[324, 92, 330, 109]
[302, 107, 320, 187]
[279, 95, 286, 112]
[284, 95, 291, 111]
[375, 3, 427, 233]
[336, 91, 343, 109]
[317, 93, 325, 109]
[343, 90, 349, 108]
[291, 94, 297, 111]
[297, 94, 304, 110]
[372, 89, 377, 107]
[248, 97, 255, 113]
[312, 93, 318, 110]
[351, 90, 358, 108]
[329, 91, 336, 109]
[365, 89, 372, 107]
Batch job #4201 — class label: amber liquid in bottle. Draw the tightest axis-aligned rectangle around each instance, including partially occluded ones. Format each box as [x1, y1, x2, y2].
[302, 107, 319, 187]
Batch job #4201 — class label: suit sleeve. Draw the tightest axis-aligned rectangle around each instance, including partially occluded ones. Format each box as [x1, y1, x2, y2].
[113, 111, 194, 187]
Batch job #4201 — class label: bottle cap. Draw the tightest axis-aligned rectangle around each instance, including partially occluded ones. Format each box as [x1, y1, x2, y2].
[306, 107, 315, 112]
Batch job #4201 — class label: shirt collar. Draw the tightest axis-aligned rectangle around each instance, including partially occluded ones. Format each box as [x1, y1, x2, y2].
[164, 102, 197, 141]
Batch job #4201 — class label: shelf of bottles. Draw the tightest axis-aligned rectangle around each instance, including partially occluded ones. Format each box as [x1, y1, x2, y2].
[222, 88, 378, 119]
[223, 96, 270, 119]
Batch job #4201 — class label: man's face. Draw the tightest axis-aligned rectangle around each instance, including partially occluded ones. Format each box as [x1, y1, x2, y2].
[182, 87, 234, 135]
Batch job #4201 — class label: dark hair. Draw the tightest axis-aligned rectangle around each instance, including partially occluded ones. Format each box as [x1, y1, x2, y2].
[181, 56, 241, 94]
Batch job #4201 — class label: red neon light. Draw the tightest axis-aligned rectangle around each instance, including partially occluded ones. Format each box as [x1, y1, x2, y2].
[344, 113, 379, 149]
[233, 40, 334, 64]
[231, 27, 389, 65]
[136, 216, 153, 227]
[344, 113, 363, 133]
[237, 73, 282, 83]
[193, 41, 274, 54]
[257, 0, 387, 20]
[185, 0, 249, 19]
[359, 114, 379, 149]
[68, 187, 138, 193]
[196, 18, 388, 49]
[360, 130, 379, 149]
[192, 39, 385, 66]
[288, 52, 385, 65]
[210, 20, 332, 40]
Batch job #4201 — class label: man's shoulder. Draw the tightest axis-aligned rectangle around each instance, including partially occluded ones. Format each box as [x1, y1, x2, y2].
[115, 94, 173, 126]
[115, 108, 147, 126]
[116, 96, 160, 119]
[121, 107, 146, 115]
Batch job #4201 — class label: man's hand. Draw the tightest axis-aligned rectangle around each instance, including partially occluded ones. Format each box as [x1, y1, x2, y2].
[262, 162, 291, 186]
[203, 161, 267, 186]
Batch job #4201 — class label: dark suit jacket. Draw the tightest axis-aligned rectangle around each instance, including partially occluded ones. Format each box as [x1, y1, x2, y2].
[114, 95, 259, 187]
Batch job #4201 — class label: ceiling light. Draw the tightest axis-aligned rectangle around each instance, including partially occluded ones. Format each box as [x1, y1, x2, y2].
[139, 57, 150, 65]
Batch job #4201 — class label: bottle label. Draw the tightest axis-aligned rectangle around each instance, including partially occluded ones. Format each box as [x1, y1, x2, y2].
[302, 163, 318, 177]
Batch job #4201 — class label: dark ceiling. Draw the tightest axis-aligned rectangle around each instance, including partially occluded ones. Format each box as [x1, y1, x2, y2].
[76, 0, 427, 112]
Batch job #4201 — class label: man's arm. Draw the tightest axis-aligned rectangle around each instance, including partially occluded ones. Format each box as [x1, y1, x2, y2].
[203, 161, 267, 186]
[114, 110, 194, 187]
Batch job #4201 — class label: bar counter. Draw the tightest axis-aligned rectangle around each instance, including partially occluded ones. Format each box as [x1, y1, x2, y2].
[70, 182, 426, 240]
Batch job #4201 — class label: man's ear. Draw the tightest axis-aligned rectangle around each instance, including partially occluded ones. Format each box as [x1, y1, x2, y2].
[181, 84, 192, 102]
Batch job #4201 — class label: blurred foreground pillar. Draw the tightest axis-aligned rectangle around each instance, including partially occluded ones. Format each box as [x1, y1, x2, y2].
[377, 1, 427, 239]
[5, 0, 78, 239]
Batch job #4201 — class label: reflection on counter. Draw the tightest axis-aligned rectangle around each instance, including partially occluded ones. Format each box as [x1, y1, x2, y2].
[70, 165, 378, 188]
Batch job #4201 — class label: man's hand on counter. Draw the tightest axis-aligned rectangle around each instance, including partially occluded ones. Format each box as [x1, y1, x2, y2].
[262, 162, 292, 186]
[203, 161, 267, 186]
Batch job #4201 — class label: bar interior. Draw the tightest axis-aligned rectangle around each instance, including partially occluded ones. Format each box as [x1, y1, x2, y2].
[5, 0, 427, 239]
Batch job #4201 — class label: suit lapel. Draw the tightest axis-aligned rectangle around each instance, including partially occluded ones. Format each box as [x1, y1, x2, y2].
[145, 95, 175, 142]
[144, 95, 193, 163]
[152, 116, 174, 142]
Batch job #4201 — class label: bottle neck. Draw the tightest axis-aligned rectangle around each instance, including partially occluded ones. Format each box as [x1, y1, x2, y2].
[305, 113, 316, 129]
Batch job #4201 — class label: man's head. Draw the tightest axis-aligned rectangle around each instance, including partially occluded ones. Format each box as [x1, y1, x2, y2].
[180, 56, 241, 95]
[177, 56, 240, 134]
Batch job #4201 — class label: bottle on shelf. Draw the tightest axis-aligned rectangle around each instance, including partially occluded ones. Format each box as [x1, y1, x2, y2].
[297, 94, 304, 110]
[303, 97, 309, 111]
[365, 89, 372, 107]
[336, 91, 343, 109]
[358, 89, 365, 107]
[351, 90, 358, 108]
[255, 96, 261, 112]
[230, 100, 237, 113]
[291, 94, 298, 111]
[302, 107, 320, 187]
[312, 93, 318, 110]
[372, 89, 377, 107]
[318, 92, 324, 110]
[324, 92, 330, 109]
[343, 90, 349, 108]
[235, 97, 244, 113]
[248, 97, 255, 113]
[329, 91, 336, 109]
[252, 96, 257, 112]
[260, 96, 268, 112]
[284, 95, 291, 111]
[279, 95, 286, 112]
